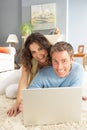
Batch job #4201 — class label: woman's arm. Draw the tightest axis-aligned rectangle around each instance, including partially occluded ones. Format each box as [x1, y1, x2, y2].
[7, 66, 29, 116]
[16, 66, 29, 103]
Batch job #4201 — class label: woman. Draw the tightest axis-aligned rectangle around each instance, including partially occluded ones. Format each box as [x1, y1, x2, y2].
[7, 32, 51, 116]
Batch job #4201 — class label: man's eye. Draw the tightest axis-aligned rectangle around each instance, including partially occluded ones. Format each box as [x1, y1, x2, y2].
[62, 59, 67, 63]
[52, 60, 58, 64]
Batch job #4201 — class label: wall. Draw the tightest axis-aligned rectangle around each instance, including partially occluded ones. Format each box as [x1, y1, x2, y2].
[22, 0, 67, 38]
[0, 0, 87, 53]
[68, 0, 87, 52]
[0, 0, 67, 48]
[0, 0, 22, 48]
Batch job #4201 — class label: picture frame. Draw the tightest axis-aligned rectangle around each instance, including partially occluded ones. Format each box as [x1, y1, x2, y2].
[78, 45, 84, 53]
[31, 3, 56, 30]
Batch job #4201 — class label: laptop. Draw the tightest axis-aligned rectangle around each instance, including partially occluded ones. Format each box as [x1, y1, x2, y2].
[22, 87, 82, 126]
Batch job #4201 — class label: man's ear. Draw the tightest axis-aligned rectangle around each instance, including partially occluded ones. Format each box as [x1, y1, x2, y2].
[71, 56, 74, 63]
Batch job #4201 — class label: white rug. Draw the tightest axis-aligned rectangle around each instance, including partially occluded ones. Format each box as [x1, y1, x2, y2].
[0, 95, 87, 130]
[0, 70, 87, 130]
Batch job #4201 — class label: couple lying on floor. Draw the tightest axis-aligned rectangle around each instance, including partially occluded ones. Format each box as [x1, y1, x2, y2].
[0, 32, 85, 117]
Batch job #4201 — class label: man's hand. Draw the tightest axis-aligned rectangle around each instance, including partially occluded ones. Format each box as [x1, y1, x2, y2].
[82, 96, 87, 101]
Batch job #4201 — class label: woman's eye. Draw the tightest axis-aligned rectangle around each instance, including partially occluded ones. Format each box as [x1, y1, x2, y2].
[38, 47, 43, 51]
[31, 51, 35, 54]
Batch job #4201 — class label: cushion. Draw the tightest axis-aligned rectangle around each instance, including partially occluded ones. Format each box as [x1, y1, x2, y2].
[0, 47, 9, 54]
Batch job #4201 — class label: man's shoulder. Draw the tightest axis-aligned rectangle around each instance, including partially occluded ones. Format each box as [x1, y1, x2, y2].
[73, 62, 84, 70]
[72, 62, 84, 76]
[39, 66, 53, 73]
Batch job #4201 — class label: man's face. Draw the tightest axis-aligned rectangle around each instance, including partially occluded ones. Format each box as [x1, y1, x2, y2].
[52, 51, 74, 78]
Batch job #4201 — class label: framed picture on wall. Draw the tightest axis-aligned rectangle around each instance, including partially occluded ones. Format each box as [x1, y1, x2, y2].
[31, 3, 56, 30]
[78, 45, 84, 53]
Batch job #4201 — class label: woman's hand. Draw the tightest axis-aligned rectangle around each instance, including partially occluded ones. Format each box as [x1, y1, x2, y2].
[7, 66, 29, 117]
[19, 99, 23, 112]
[7, 102, 21, 117]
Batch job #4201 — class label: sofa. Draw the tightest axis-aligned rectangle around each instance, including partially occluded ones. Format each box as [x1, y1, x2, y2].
[44, 34, 65, 45]
[0, 47, 16, 72]
[22, 34, 65, 48]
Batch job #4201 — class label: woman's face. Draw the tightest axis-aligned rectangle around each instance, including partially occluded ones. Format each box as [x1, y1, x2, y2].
[29, 42, 48, 64]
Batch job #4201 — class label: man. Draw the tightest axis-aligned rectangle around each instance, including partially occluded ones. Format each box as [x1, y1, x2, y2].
[28, 41, 84, 89]
[19, 41, 84, 112]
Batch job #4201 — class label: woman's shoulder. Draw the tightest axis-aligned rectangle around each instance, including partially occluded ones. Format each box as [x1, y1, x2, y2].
[32, 58, 38, 64]
[31, 58, 38, 74]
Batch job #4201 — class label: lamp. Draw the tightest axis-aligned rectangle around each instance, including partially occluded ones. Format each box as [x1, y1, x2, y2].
[6, 34, 19, 47]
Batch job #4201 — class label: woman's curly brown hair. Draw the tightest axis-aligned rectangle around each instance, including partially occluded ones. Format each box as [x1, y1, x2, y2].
[21, 32, 51, 71]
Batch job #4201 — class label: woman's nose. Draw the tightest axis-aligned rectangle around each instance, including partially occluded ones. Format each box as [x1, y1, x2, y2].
[36, 52, 40, 57]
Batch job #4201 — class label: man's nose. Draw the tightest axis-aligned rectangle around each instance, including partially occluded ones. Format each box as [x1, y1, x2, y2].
[57, 62, 63, 69]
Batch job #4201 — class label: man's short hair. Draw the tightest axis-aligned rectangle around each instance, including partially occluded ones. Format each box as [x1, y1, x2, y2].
[50, 41, 74, 57]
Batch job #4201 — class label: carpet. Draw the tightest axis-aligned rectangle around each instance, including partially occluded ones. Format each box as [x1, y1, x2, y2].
[0, 70, 87, 130]
[0, 95, 87, 130]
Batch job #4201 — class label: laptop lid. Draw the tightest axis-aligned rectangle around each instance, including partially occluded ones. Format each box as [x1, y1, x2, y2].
[22, 87, 82, 126]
